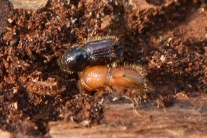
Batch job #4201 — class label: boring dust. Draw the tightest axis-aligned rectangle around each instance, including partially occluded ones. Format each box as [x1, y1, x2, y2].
[0, 0, 207, 137]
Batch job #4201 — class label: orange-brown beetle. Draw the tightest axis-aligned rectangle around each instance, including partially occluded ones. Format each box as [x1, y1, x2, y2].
[78, 65, 153, 93]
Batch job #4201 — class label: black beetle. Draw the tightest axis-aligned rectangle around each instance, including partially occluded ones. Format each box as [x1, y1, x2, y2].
[58, 36, 124, 73]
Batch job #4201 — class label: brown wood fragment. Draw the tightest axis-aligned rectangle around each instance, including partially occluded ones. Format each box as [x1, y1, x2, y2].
[49, 96, 207, 138]
[9, 0, 48, 9]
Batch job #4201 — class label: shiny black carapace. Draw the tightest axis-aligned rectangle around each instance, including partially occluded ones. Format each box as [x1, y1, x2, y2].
[58, 37, 124, 73]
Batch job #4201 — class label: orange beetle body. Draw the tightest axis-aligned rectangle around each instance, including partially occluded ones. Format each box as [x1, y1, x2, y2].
[80, 66, 108, 91]
[79, 65, 152, 93]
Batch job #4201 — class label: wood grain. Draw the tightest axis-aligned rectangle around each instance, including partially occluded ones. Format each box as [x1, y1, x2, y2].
[9, 0, 48, 9]
[49, 95, 207, 138]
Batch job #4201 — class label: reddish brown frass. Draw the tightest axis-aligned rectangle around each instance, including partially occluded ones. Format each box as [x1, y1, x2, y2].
[25, 71, 66, 96]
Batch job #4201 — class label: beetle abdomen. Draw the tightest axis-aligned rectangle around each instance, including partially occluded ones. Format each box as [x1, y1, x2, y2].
[83, 38, 124, 64]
